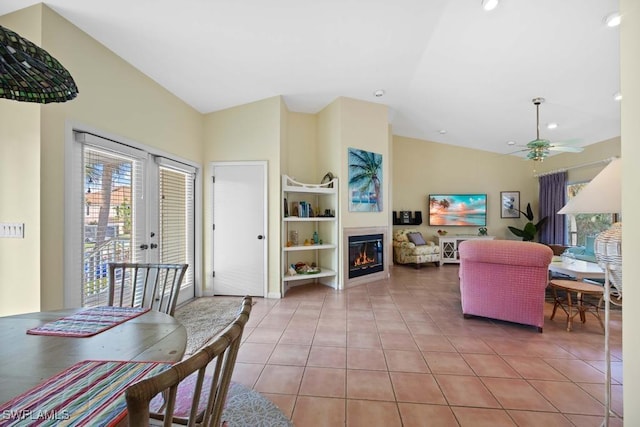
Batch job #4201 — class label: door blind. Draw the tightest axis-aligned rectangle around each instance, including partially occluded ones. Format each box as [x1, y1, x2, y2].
[76, 133, 146, 307]
[159, 165, 195, 293]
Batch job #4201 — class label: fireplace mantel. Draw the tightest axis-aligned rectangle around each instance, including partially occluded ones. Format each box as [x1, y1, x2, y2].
[343, 226, 389, 288]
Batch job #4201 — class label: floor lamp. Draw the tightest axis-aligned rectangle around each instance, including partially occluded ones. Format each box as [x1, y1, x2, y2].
[557, 158, 622, 426]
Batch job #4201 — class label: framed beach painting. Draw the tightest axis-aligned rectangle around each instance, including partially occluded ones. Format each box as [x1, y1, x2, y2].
[348, 148, 382, 212]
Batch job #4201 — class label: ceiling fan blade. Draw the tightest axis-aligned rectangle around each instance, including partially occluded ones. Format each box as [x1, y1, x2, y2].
[548, 145, 584, 153]
[502, 148, 530, 156]
[553, 138, 582, 146]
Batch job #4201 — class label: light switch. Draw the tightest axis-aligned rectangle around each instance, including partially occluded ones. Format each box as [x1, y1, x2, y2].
[0, 223, 25, 238]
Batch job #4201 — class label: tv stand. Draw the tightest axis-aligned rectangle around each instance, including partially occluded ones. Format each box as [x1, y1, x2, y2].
[437, 235, 495, 266]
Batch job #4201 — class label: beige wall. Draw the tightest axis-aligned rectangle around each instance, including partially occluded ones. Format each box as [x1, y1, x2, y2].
[392, 135, 539, 241]
[316, 98, 342, 187]
[392, 136, 620, 243]
[533, 137, 621, 183]
[0, 5, 42, 315]
[202, 96, 283, 297]
[0, 5, 203, 315]
[621, 0, 639, 422]
[316, 98, 390, 287]
[338, 98, 390, 230]
[0, 5, 42, 317]
[285, 112, 317, 182]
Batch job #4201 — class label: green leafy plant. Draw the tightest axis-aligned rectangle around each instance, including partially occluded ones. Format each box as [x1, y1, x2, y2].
[508, 203, 548, 241]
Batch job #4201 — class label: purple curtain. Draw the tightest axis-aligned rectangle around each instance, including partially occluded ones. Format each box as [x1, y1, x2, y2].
[538, 171, 567, 244]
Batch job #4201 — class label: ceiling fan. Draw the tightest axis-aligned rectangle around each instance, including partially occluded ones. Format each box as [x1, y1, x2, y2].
[517, 97, 584, 161]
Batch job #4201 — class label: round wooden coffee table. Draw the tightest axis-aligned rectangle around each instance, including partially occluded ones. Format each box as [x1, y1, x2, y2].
[549, 279, 605, 332]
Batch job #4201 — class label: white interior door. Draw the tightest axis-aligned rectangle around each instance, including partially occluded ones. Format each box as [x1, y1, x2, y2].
[211, 162, 266, 296]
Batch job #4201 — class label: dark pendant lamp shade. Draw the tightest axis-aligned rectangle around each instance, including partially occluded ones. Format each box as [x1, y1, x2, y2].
[0, 24, 78, 104]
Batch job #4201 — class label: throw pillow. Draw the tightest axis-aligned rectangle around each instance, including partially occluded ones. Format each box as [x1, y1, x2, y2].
[407, 232, 427, 246]
[585, 235, 596, 256]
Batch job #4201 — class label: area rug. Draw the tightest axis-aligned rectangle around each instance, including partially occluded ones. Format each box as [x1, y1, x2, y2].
[222, 382, 293, 427]
[149, 379, 292, 427]
[175, 297, 244, 356]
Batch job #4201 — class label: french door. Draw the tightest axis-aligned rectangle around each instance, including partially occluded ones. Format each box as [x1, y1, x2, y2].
[65, 132, 197, 308]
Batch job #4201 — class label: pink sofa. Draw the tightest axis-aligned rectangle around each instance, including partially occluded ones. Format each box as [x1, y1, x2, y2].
[458, 239, 553, 332]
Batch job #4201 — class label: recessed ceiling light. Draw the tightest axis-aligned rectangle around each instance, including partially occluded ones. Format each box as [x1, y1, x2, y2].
[481, 0, 499, 11]
[547, 123, 558, 130]
[373, 89, 385, 97]
[507, 141, 516, 146]
[613, 92, 623, 101]
[604, 12, 621, 27]
[439, 129, 447, 135]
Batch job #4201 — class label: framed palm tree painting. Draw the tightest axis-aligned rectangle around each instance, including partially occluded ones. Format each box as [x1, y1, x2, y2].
[348, 148, 383, 212]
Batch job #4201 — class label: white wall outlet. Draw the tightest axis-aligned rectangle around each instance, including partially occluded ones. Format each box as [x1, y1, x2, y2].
[0, 223, 25, 238]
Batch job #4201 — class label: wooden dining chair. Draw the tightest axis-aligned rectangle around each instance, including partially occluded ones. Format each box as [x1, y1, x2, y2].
[108, 263, 188, 316]
[125, 296, 252, 427]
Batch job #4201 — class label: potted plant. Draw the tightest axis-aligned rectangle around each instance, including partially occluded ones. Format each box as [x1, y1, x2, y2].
[508, 203, 548, 241]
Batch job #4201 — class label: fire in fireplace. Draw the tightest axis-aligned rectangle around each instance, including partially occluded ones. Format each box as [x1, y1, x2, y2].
[348, 234, 384, 279]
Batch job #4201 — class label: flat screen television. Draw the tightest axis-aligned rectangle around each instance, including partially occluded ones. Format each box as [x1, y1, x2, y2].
[428, 194, 487, 226]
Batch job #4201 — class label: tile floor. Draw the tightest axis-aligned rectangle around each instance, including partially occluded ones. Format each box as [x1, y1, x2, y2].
[231, 265, 623, 426]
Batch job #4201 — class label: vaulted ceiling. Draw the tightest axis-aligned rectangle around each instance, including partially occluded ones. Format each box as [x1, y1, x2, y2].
[0, 0, 620, 157]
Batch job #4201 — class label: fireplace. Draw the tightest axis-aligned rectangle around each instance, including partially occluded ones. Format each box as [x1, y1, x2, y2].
[343, 226, 389, 287]
[348, 234, 384, 278]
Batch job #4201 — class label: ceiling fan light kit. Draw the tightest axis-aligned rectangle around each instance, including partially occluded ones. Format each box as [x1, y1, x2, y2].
[526, 140, 550, 162]
[521, 97, 583, 162]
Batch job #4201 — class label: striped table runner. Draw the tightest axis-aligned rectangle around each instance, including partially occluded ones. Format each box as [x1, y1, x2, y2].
[0, 360, 171, 427]
[27, 306, 150, 337]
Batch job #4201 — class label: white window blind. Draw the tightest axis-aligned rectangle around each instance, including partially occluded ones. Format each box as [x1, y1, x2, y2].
[158, 160, 195, 294]
[75, 132, 146, 307]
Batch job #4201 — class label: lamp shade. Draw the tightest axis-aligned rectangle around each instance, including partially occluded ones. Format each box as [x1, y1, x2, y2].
[0, 24, 78, 104]
[557, 158, 621, 214]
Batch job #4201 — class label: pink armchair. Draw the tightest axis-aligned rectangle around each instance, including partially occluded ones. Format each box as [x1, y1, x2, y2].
[458, 240, 553, 332]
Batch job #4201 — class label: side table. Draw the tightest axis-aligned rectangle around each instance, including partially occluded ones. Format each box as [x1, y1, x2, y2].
[548, 279, 605, 332]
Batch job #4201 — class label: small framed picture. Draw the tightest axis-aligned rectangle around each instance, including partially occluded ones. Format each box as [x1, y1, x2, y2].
[501, 191, 520, 218]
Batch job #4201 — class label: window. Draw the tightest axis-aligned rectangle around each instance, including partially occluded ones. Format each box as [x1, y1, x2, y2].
[81, 140, 145, 307]
[65, 131, 199, 308]
[157, 160, 195, 296]
[565, 182, 615, 246]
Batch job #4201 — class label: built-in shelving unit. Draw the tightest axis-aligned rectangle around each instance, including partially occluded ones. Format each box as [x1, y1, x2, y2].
[282, 175, 339, 294]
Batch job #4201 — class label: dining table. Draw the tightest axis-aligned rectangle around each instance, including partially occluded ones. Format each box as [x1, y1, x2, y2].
[0, 307, 187, 405]
[548, 256, 605, 281]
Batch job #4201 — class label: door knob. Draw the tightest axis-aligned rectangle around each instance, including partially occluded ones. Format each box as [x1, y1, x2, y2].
[139, 244, 149, 250]
[257, 235, 264, 240]
[150, 243, 158, 249]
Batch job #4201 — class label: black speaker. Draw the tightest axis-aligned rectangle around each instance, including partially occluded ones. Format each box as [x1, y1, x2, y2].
[414, 211, 423, 225]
